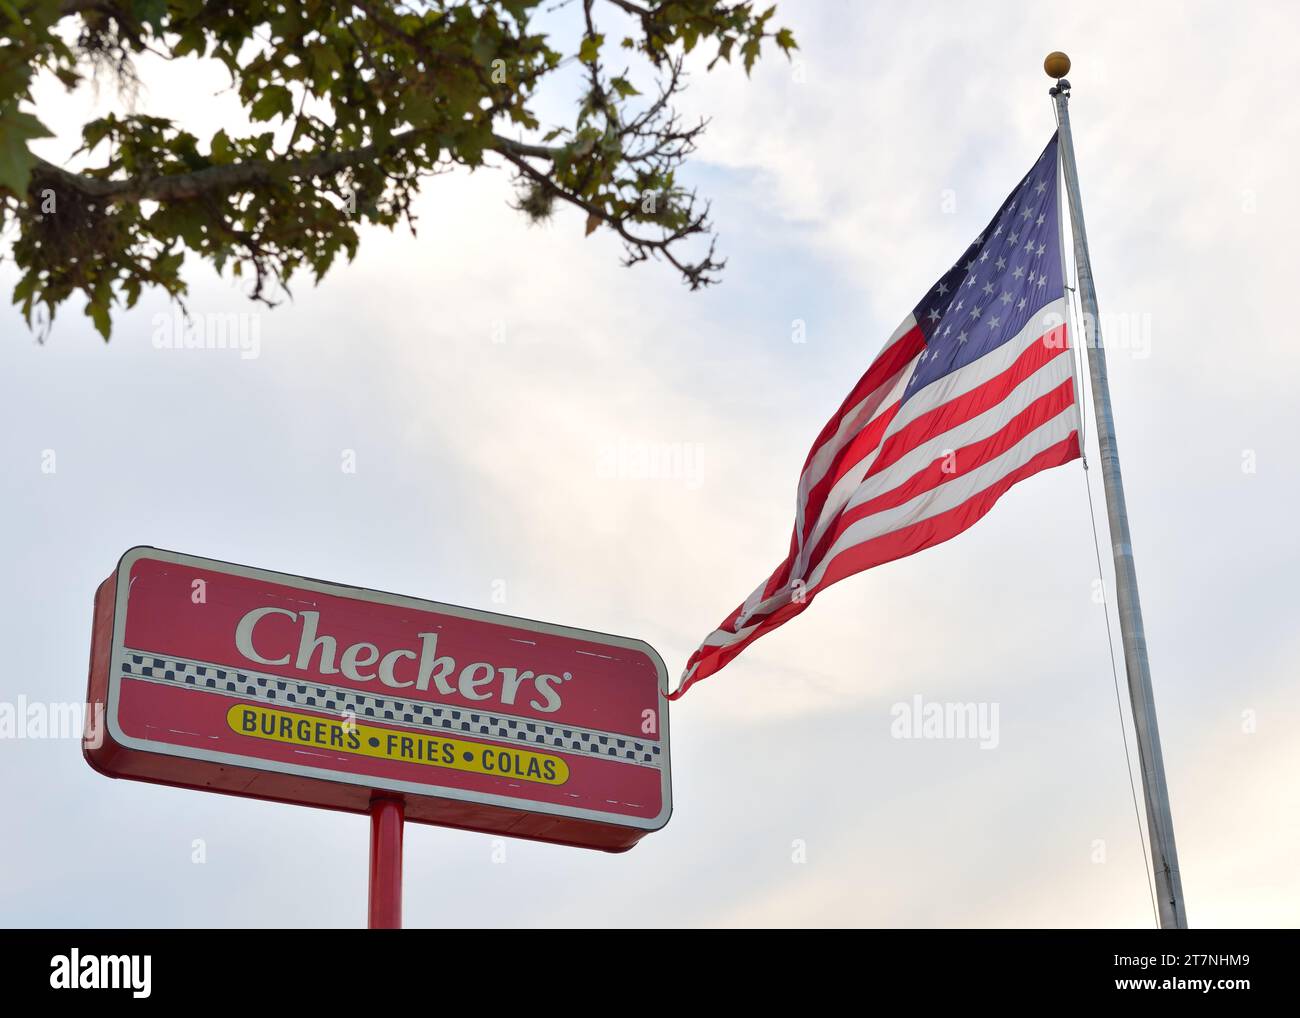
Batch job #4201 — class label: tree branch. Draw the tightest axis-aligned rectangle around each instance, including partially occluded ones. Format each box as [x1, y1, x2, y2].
[495, 144, 721, 289]
[28, 126, 573, 206]
[33, 134, 417, 203]
[58, 0, 107, 16]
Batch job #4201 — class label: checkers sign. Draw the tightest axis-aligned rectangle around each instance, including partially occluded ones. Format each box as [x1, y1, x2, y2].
[85, 548, 671, 851]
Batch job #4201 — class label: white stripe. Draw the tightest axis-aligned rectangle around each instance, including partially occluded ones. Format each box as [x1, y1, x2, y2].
[742, 317, 916, 625]
[703, 300, 1074, 656]
[789, 361, 913, 579]
[792, 314, 917, 540]
[886, 298, 1067, 440]
[702, 405, 1077, 653]
[841, 350, 1073, 516]
[790, 298, 1067, 580]
[804, 405, 1078, 591]
[735, 570, 776, 629]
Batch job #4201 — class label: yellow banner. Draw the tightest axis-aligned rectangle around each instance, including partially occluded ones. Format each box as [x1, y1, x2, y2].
[226, 703, 569, 785]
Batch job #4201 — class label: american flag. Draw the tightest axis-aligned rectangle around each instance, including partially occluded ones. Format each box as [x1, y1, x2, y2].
[674, 134, 1082, 698]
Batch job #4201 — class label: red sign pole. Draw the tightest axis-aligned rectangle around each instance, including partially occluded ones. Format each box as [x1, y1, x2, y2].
[367, 796, 404, 929]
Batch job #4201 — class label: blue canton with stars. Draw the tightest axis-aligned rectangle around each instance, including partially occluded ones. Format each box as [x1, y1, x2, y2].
[905, 134, 1063, 403]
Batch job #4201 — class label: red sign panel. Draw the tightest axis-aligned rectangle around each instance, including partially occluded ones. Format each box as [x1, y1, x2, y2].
[85, 548, 671, 851]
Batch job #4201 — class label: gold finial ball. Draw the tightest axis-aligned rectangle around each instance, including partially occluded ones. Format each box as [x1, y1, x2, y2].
[1044, 51, 1071, 79]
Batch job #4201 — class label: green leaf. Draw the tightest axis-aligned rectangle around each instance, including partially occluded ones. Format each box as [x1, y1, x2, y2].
[88, 296, 112, 341]
[0, 105, 53, 195]
[131, 0, 168, 33]
[80, 116, 116, 153]
[249, 85, 294, 123]
[578, 33, 603, 64]
[209, 128, 235, 163]
[610, 76, 640, 98]
[172, 29, 206, 59]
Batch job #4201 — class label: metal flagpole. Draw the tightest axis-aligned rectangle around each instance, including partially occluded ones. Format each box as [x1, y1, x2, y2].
[1046, 52, 1187, 929]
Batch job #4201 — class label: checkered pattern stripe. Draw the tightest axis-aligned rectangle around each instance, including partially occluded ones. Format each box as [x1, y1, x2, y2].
[118, 648, 663, 769]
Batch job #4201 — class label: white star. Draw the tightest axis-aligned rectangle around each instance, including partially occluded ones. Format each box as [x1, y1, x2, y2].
[979, 250, 989, 263]
[1021, 208, 1033, 221]
[957, 330, 969, 343]
[964, 259, 974, 271]
[1036, 214, 1045, 226]
[1037, 275, 1047, 287]
[1017, 297, 1027, 310]
[1035, 180, 1047, 194]
[955, 299, 964, 312]
[1009, 200, 1017, 211]
[1012, 266, 1025, 280]
[1036, 243, 1046, 257]
[943, 325, 952, 337]
[982, 282, 994, 295]
[919, 349, 928, 361]
[1009, 231, 1020, 245]
[965, 276, 976, 288]
[927, 308, 941, 322]
[970, 306, 982, 319]
[999, 291, 1012, 305]
[1024, 239, 1035, 253]
[995, 256, 1006, 270]
[936, 281, 949, 296]
[993, 225, 1003, 237]
[987, 316, 1001, 328]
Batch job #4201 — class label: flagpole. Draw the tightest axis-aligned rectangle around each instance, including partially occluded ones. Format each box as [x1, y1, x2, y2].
[1046, 52, 1187, 929]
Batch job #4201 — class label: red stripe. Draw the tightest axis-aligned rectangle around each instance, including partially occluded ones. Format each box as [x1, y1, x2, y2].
[754, 393, 1078, 633]
[811, 378, 1076, 559]
[868, 321, 1068, 481]
[798, 399, 901, 526]
[768, 398, 902, 597]
[796, 323, 924, 476]
[671, 595, 813, 700]
[670, 431, 1080, 699]
[787, 322, 1069, 596]
[778, 328, 925, 589]
[787, 327, 922, 555]
[814, 430, 1080, 591]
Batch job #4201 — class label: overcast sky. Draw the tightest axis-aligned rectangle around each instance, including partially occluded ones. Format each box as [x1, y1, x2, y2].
[3, 1, 1297, 928]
